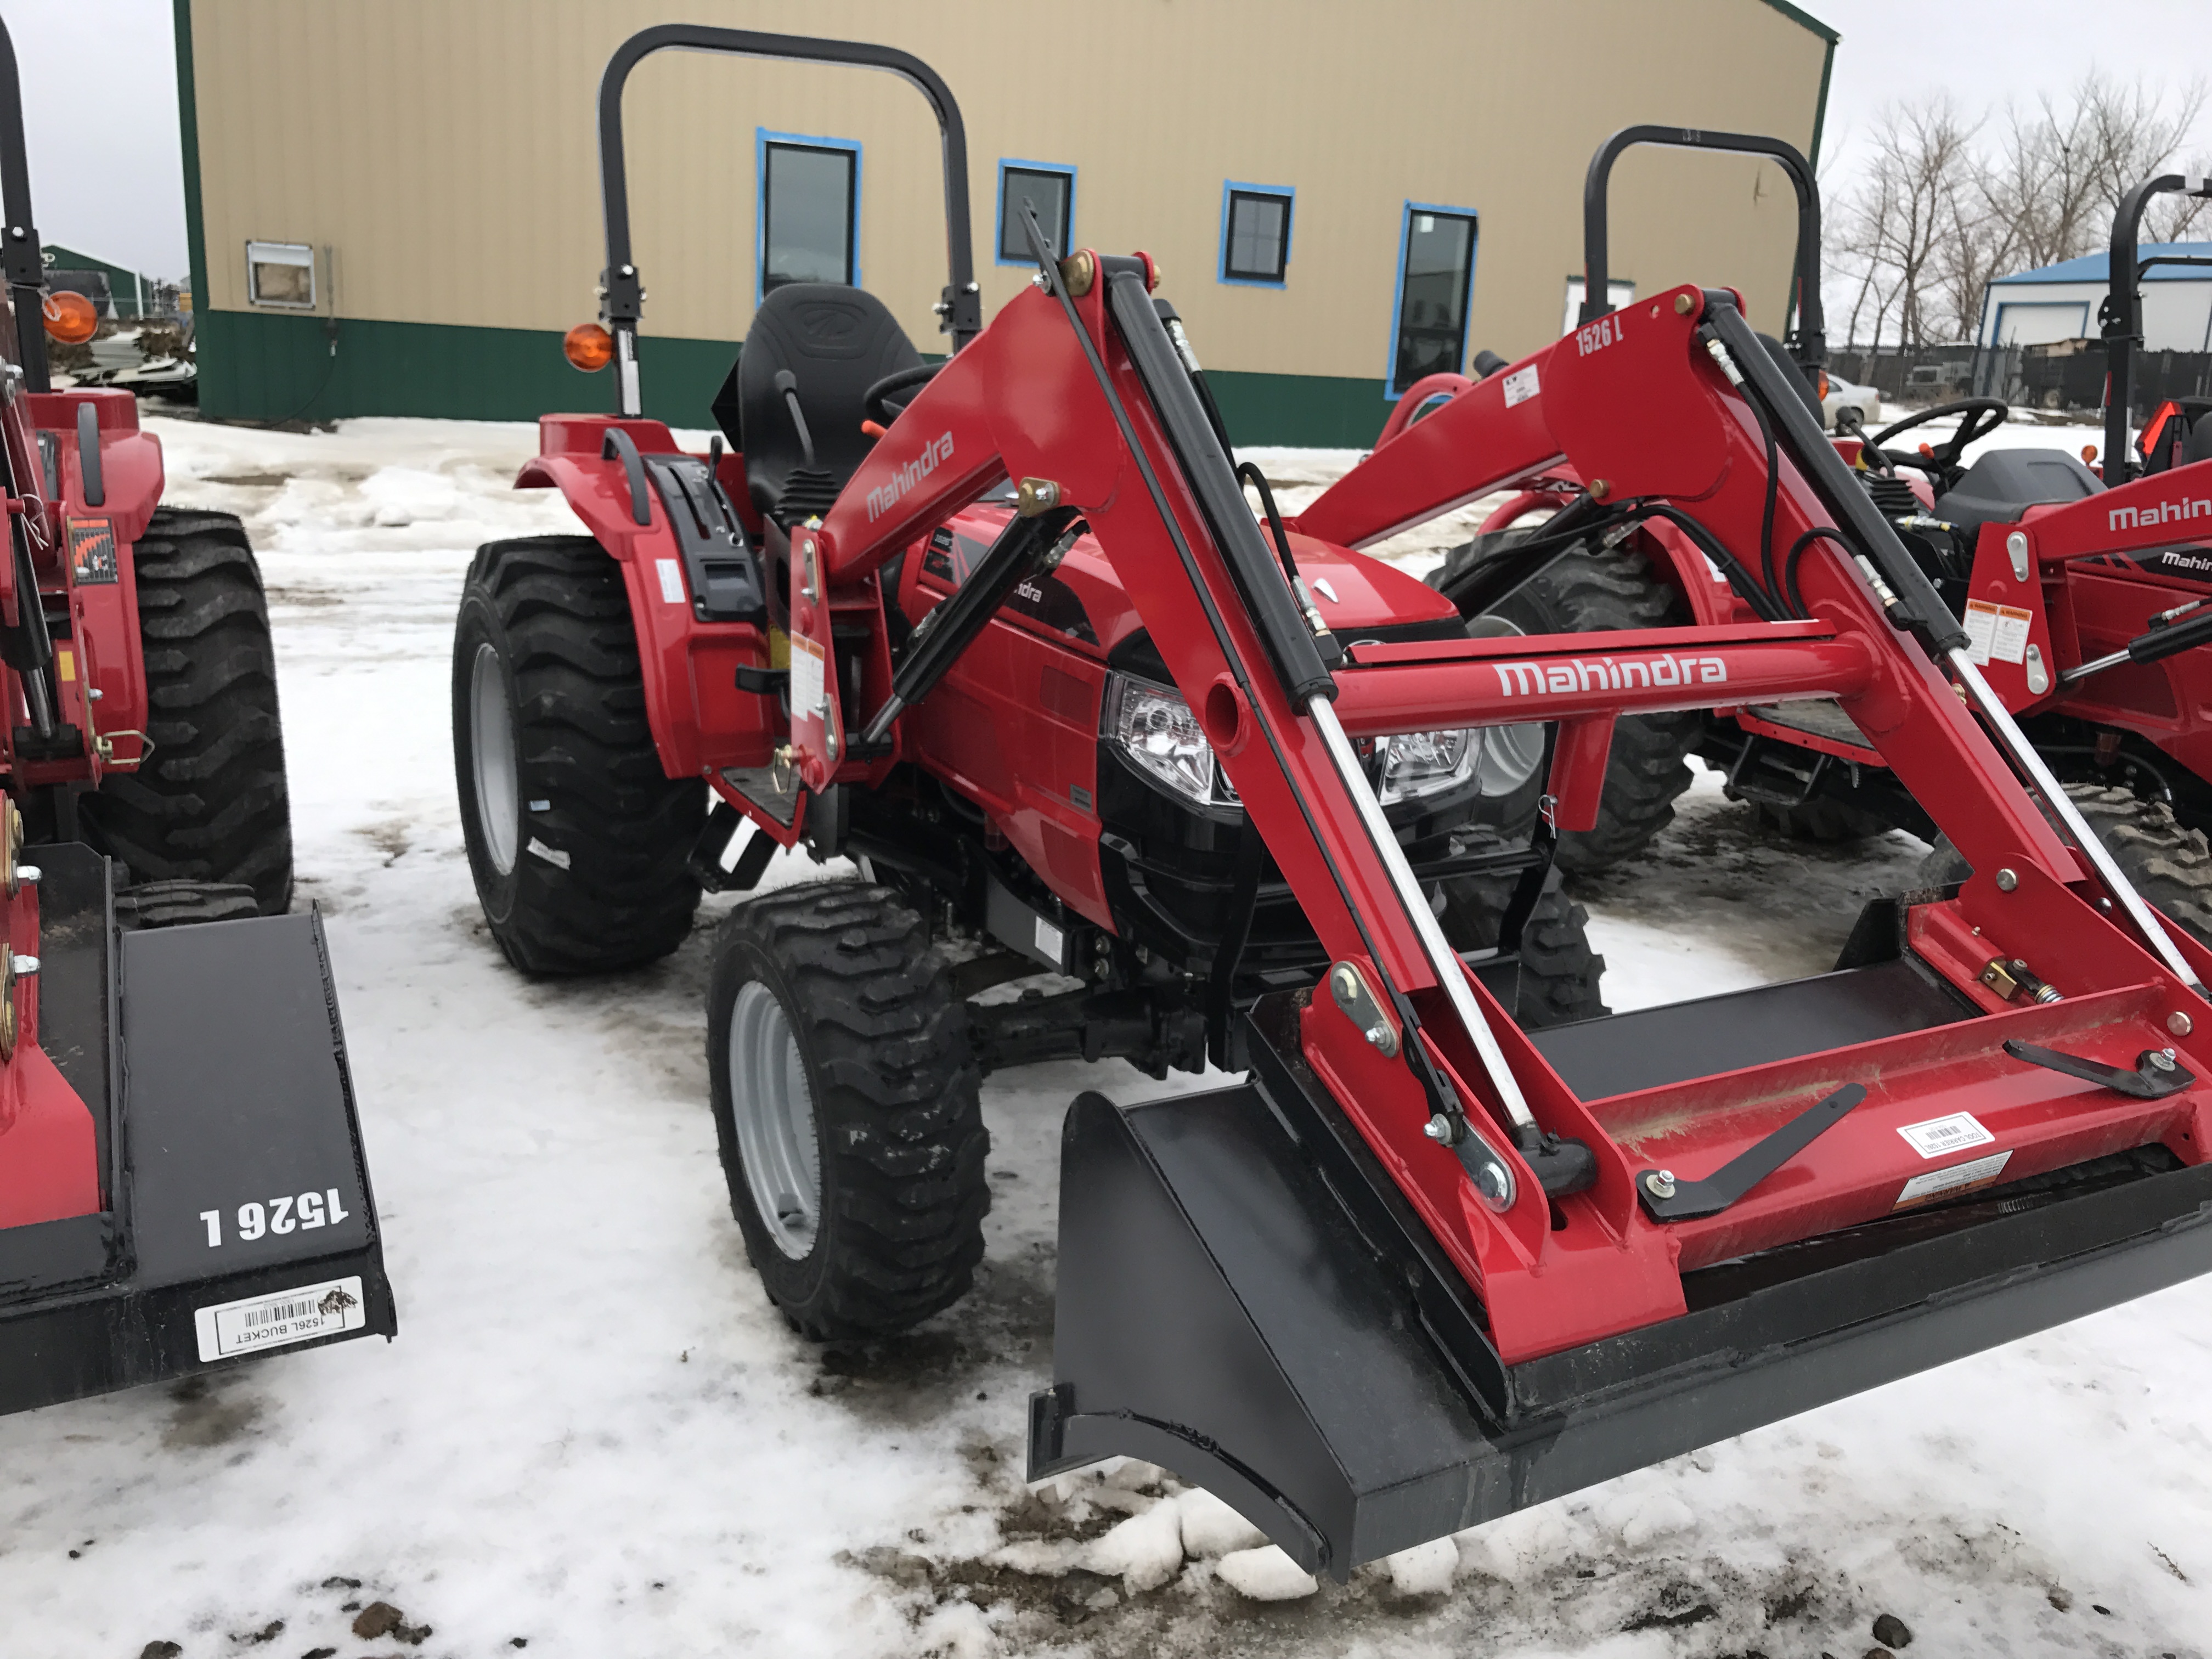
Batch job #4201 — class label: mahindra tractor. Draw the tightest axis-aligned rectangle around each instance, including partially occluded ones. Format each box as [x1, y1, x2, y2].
[1301, 131, 2212, 940]
[455, 27, 2212, 1581]
[0, 18, 391, 1412]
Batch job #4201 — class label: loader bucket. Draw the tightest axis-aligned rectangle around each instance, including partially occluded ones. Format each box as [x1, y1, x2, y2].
[0, 844, 393, 1414]
[1031, 989, 2212, 1580]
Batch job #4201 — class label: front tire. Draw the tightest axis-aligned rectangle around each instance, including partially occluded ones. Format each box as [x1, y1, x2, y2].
[1918, 782, 2212, 946]
[1437, 867, 1609, 1028]
[708, 883, 989, 1339]
[77, 508, 294, 912]
[453, 536, 703, 974]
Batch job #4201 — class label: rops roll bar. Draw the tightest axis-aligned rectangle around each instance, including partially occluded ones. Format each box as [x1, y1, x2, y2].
[2101, 172, 2212, 483]
[0, 18, 49, 393]
[1581, 126, 1825, 378]
[595, 25, 980, 417]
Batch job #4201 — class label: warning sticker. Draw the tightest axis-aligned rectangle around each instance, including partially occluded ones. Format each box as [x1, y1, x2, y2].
[1502, 365, 1541, 408]
[1894, 1148, 2013, 1209]
[65, 518, 119, 586]
[655, 557, 685, 605]
[1897, 1111, 1996, 1160]
[194, 1275, 365, 1363]
[788, 630, 827, 724]
[1962, 598, 2032, 665]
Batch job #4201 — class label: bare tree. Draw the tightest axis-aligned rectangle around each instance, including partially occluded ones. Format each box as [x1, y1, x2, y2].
[1830, 95, 1980, 348]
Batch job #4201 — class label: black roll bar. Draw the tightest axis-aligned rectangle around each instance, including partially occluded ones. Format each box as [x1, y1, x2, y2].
[0, 18, 48, 393]
[2101, 171, 2212, 483]
[595, 24, 980, 418]
[1582, 126, 1825, 377]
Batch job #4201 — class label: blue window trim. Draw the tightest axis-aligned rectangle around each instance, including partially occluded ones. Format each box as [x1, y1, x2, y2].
[994, 158, 1077, 267]
[1218, 180, 1295, 289]
[1383, 200, 1480, 399]
[755, 127, 864, 305]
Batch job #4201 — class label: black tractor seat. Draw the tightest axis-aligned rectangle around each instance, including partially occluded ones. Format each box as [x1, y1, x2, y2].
[710, 283, 923, 529]
[1932, 447, 2104, 537]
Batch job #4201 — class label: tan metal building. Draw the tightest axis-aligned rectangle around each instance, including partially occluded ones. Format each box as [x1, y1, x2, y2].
[177, 0, 1837, 443]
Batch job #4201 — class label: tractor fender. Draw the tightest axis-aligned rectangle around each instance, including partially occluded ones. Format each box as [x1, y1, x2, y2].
[1479, 476, 1735, 628]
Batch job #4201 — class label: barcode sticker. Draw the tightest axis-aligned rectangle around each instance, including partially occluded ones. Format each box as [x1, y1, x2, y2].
[1897, 1111, 1995, 1160]
[194, 1276, 366, 1363]
[1502, 365, 1541, 408]
[1895, 1149, 2012, 1209]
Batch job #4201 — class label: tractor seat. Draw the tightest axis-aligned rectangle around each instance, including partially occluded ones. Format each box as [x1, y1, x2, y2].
[2188, 411, 2212, 467]
[712, 283, 922, 528]
[1932, 448, 2104, 535]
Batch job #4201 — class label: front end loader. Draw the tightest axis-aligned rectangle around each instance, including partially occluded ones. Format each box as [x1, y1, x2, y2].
[458, 26, 2212, 1583]
[0, 18, 392, 1412]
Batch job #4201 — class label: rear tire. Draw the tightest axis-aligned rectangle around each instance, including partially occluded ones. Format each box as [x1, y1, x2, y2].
[707, 882, 989, 1339]
[1918, 782, 2212, 945]
[1430, 532, 1697, 873]
[77, 508, 293, 912]
[453, 535, 703, 974]
[1755, 798, 1889, 843]
[1437, 867, 1609, 1028]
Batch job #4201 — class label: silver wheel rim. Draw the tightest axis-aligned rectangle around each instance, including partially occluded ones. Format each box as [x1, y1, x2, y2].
[470, 641, 520, 874]
[728, 980, 822, 1259]
[1465, 614, 1547, 797]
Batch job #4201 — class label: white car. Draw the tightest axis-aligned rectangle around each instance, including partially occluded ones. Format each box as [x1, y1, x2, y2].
[1822, 372, 1878, 432]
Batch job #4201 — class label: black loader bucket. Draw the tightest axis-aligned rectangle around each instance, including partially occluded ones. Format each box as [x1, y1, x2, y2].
[0, 844, 393, 1414]
[1030, 990, 2212, 1580]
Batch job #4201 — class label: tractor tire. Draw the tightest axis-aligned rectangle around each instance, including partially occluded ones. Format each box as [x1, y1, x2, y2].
[76, 508, 293, 913]
[1437, 867, 1609, 1028]
[707, 882, 989, 1339]
[453, 535, 703, 975]
[1917, 782, 2212, 946]
[112, 878, 262, 931]
[1430, 531, 1698, 873]
[1755, 798, 1890, 843]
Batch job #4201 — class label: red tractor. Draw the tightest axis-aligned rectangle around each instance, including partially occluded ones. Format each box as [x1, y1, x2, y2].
[0, 19, 391, 1412]
[456, 27, 2212, 1582]
[1300, 132, 2212, 931]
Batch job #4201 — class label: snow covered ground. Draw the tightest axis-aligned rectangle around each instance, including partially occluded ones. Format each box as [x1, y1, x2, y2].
[0, 411, 2205, 1659]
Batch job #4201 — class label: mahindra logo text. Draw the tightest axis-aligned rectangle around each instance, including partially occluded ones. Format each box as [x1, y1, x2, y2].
[866, 432, 955, 521]
[1494, 653, 1728, 697]
[2111, 494, 2212, 531]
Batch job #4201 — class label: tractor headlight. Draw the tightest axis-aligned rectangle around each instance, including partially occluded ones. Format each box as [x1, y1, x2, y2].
[1376, 728, 1479, 803]
[1108, 675, 1222, 806]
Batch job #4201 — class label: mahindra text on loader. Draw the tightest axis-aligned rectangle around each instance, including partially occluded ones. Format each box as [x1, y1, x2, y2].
[0, 17, 391, 1413]
[454, 27, 2212, 1579]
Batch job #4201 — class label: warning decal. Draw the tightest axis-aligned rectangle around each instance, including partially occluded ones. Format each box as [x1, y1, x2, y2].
[1962, 598, 2032, 665]
[1894, 1148, 2013, 1209]
[65, 518, 120, 586]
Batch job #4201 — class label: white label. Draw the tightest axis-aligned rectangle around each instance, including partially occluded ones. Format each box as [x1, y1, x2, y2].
[1035, 916, 1064, 966]
[526, 836, 571, 870]
[1897, 1111, 1995, 1159]
[1502, 365, 1541, 408]
[1962, 599, 2032, 666]
[656, 558, 686, 605]
[789, 633, 827, 724]
[195, 1276, 366, 1363]
[1895, 1149, 2012, 1209]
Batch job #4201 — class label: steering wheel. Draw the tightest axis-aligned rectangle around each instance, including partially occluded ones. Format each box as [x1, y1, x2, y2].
[1867, 398, 2008, 481]
[864, 363, 943, 426]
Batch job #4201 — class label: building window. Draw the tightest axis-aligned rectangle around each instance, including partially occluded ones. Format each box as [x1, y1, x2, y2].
[246, 241, 315, 308]
[997, 161, 1075, 264]
[1220, 184, 1293, 286]
[1387, 205, 1477, 396]
[758, 133, 860, 297]
[1563, 277, 1635, 337]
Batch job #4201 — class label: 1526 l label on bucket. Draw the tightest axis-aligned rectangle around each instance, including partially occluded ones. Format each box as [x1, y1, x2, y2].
[194, 1276, 366, 1363]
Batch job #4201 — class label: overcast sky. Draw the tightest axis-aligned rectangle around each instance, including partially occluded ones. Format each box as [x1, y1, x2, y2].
[11, 0, 2212, 286]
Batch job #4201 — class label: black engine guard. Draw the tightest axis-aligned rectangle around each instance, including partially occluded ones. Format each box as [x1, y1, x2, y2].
[0, 844, 394, 1415]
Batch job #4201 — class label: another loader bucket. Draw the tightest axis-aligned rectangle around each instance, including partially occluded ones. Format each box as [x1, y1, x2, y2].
[1031, 994, 2212, 1580]
[0, 845, 393, 1415]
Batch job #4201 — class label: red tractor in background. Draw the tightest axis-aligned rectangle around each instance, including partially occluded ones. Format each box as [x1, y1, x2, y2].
[457, 25, 2212, 1585]
[0, 18, 392, 1412]
[1299, 133, 2212, 933]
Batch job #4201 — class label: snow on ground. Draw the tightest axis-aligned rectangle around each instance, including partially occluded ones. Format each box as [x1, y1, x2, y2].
[0, 413, 2204, 1659]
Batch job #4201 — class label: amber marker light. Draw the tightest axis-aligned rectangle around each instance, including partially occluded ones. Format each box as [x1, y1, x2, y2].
[2082, 444, 2100, 465]
[563, 321, 614, 371]
[42, 291, 97, 345]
